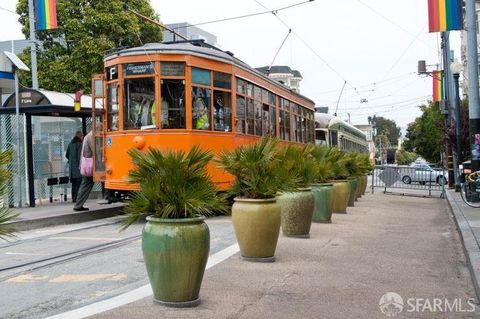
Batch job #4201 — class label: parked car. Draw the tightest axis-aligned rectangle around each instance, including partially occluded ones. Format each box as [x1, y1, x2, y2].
[400, 163, 447, 185]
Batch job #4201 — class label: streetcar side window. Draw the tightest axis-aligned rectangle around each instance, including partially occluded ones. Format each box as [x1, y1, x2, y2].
[236, 95, 246, 133]
[246, 98, 254, 135]
[192, 87, 211, 130]
[123, 77, 155, 130]
[213, 90, 231, 132]
[161, 80, 185, 129]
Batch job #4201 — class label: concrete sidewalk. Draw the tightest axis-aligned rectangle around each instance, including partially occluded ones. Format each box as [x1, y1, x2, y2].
[446, 190, 480, 301]
[70, 193, 476, 318]
[7, 199, 124, 231]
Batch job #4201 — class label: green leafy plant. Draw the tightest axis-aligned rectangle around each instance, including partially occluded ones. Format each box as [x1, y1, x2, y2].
[0, 150, 18, 239]
[344, 152, 362, 178]
[217, 137, 296, 199]
[122, 146, 228, 229]
[326, 148, 349, 180]
[357, 153, 373, 175]
[311, 145, 334, 184]
[278, 144, 317, 188]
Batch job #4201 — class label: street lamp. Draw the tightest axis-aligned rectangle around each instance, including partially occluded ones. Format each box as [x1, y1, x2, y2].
[450, 59, 463, 191]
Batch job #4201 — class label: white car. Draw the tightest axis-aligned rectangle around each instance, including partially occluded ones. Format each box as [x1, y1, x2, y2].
[401, 163, 447, 185]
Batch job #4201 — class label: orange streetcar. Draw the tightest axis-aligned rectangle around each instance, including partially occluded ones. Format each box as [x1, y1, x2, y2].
[91, 40, 316, 197]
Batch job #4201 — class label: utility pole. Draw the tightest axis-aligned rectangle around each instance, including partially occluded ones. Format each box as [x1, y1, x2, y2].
[28, 0, 38, 89]
[466, 0, 480, 172]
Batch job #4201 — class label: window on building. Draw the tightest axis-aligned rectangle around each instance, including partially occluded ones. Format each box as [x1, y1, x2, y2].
[161, 80, 185, 129]
[123, 77, 155, 130]
[192, 87, 211, 130]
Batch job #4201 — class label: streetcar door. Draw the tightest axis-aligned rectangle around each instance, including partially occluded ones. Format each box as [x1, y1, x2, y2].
[92, 74, 106, 183]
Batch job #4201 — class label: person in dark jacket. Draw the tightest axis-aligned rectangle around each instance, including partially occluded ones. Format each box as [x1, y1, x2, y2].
[65, 131, 83, 202]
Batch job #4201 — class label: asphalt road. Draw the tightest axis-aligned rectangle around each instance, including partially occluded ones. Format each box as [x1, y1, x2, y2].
[0, 215, 236, 319]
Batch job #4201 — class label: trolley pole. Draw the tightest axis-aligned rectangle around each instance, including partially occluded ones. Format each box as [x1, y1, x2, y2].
[466, 0, 480, 172]
[28, 0, 38, 89]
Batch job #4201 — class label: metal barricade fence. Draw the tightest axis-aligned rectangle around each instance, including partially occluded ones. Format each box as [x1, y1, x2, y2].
[371, 165, 446, 197]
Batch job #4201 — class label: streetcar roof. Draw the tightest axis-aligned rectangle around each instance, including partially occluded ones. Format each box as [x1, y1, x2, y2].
[314, 112, 366, 140]
[104, 41, 315, 105]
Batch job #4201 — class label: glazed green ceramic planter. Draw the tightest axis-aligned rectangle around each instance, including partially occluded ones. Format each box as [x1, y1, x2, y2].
[361, 175, 368, 195]
[355, 177, 362, 200]
[332, 180, 350, 214]
[232, 197, 281, 262]
[311, 183, 334, 223]
[278, 188, 314, 238]
[142, 216, 209, 307]
[347, 178, 358, 207]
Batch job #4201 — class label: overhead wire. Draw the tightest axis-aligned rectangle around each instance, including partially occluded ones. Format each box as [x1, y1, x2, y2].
[172, 0, 314, 29]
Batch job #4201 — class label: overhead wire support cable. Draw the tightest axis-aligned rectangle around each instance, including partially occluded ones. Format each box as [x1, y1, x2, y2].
[267, 29, 292, 75]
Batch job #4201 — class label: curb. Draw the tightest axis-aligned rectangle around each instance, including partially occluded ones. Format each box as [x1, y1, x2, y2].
[445, 190, 480, 301]
[8, 205, 124, 232]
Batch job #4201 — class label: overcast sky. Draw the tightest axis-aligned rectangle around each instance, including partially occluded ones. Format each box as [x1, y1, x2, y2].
[0, 0, 462, 130]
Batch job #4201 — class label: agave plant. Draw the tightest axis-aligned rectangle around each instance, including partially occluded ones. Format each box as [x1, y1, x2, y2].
[217, 137, 296, 199]
[278, 144, 317, 189]
[0, 150, 18, 239]
[122, 146, 228, 229]
[311, 145, 334, 184]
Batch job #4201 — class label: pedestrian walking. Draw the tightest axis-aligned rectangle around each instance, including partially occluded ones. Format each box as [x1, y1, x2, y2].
[73, 129, 95, 211]
[65, 131, 83, 202]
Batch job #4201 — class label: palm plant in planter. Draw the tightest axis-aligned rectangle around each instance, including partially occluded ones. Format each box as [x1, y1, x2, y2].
[218, 137, 295, 262]
[344, 152, 361, 206]
[326, 148, 351, 214]
[310, 145, 335, 223]
[122, 146, 228, 307]
[0, 150, 18, 239]
[357, 153, 373, 195]
[277, 144, 316, 238]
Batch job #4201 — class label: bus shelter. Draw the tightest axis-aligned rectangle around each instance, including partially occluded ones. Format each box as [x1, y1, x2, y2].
[0, 88, 96, 207]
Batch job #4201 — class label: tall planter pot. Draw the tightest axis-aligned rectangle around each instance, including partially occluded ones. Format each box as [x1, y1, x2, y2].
[232, 197, 281, 262]
[142, 216, 209, 307]
[347, 178, 358, 207]
[278, 188, 315, 238]
[311, 183, 334, 223]
[332, 180, 350, 214]
[355, 177, 363, 200]
[361, 175, 368, 195]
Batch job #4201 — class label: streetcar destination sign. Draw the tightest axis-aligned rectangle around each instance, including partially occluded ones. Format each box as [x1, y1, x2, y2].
[124, 63, 155, 76]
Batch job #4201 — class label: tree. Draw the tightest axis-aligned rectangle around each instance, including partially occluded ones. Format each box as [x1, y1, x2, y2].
[16, 0, 163, 93]
[395, 149, 417, 165]
[403, 101, 445, 164]
[369, 116, 401, 147]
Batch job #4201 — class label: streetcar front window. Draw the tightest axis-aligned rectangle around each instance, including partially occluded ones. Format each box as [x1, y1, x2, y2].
[123, 77, 155, 130]
[192, 87, 211, 130]
[161, 80, 185, 129]
[107, 84, 119, 131]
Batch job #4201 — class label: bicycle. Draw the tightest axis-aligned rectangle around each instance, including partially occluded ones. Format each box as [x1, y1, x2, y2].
[460, 170, 480, 208]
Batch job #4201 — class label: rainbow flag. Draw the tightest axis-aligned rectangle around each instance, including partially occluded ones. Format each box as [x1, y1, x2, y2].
[36, 0, 58, 30]
[432, 70, 444, 102]
[428, 0, 463, 32]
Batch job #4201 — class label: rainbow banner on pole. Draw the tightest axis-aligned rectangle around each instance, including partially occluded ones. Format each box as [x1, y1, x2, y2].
[36, 0, 58, 30]
[432, 70, 444, 102]
[428, 0, 463, 32]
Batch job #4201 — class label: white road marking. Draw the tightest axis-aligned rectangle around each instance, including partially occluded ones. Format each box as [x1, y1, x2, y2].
[44, 243, 240, 319]
[5, 252, 48, 256]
